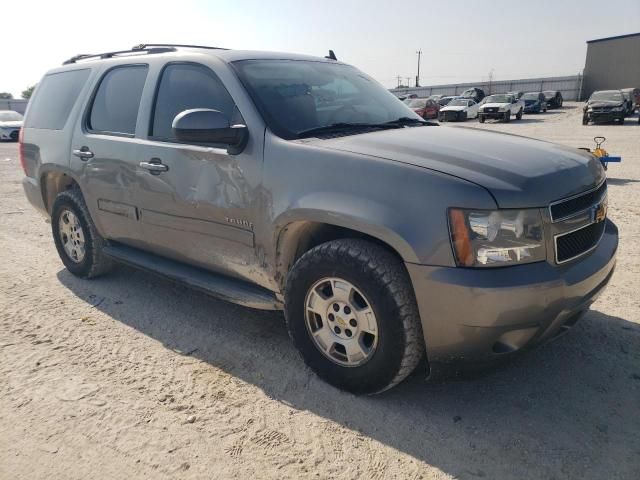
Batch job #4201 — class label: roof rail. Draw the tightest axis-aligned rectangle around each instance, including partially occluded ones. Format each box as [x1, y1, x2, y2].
[62, 46, 176, 65]
[132, 43, 229, 51]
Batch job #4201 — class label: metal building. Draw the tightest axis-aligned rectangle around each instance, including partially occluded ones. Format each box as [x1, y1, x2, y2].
[582, 33, 640, 99]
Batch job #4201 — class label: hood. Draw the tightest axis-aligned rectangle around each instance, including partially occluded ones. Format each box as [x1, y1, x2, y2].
[440, 105, 466, 112]
[524, 99, 539, 105]
[480, 102, 509, 109]
[308, 126, 605, 208]
[587, 101, 623, 108]
[0, 120, 22, 128]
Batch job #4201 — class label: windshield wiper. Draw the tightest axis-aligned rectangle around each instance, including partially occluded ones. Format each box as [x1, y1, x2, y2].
[297, 122, 396, 139]
[297, 118, 431, 139]
[383, 117, 432, 126]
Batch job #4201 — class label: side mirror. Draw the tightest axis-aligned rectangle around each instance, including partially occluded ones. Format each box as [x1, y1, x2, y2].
[172, 109, 248, 154]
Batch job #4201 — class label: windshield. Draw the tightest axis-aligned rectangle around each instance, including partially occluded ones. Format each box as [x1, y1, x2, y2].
[233, 60, 422, 139]
[448, 99, 469, 106]
[590, 91, 623, 102]
[522, 93, 540, 100]
[485, 95, 511, 103]
[407, 99, 427, 108]
[461, 89, 476, 96]
[0, 111, 23, 122]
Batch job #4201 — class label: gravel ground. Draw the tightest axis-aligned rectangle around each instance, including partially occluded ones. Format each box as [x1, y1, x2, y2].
[1, 103, 639, 480]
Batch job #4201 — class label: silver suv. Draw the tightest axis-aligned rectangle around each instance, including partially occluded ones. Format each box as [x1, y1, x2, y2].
[21, 44, 617, 394]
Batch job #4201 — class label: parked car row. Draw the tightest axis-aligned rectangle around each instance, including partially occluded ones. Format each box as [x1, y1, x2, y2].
[398, 87, 566, 123]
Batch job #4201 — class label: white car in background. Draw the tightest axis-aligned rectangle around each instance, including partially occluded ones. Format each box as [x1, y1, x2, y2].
[0, 110, 24, 141]
[438, 98, 479, 122]
[478, 94, 524, 123]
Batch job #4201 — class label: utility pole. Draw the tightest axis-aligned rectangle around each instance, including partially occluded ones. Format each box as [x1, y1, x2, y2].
[396, 75, 403, 88]
[415, 49, 422, 87]
[406, 77, 411, 88]
[487, 68, 494, 95]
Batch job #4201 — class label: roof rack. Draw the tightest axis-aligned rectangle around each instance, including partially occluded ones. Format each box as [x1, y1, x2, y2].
[132, 43, 229, 51]
[62, 46, 176, 65]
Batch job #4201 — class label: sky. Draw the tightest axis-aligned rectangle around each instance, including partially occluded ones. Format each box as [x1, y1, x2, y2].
[2, 0, 639, 97]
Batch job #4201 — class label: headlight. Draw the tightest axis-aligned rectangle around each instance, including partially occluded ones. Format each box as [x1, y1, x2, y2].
[448, 208, 545, 267]
[498, 106, 509, 112]
[612, 106, 624, 112]
[587, 107, 593, 112]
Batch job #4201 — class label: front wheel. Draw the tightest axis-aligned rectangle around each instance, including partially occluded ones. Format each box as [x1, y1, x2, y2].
[51, 188, 114, 279]
[285, 239, 424, 395]
[582, 115, 589, 125]
[516, 109, 523, 120]
[504, 111, 511, 122]
[479, 115, 485, 123]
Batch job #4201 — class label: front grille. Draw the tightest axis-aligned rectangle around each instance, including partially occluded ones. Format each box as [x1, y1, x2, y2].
[485, 108, 498, 113]
[550, 182, 607, 221]
[555, 220, 606, 263]
[440, 111, 460, 120]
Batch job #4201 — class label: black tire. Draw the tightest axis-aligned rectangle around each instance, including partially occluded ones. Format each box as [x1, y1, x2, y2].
[285, 239, 424, 395]
[516, 109, 523, 120]
[479, 115, 485, 123]
[582, 115, 589, 125]
[504, 111, 511, 122]
[618, 117, 625, 125]
[458, 111, 467, 122]
[51, 188, 114, 279]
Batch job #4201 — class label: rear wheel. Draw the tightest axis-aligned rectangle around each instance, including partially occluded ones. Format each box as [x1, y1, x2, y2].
[285, 239, 424, 395]
[51, 188, 114, 279]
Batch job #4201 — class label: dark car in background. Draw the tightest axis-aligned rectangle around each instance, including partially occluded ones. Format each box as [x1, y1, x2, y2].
[522, 92, 548, 113]
[459, 87, 485, 103]
[437, 95, 457, 107]
[621, 87, 639, 112]
[543, 90, 563, 108]
[583, 90, 626, 125]
[620, 90, 634, 116]
[407, 97, 439, 119]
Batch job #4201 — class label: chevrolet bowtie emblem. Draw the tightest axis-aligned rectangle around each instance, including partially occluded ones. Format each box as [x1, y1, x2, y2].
[592, 199, 607, 223]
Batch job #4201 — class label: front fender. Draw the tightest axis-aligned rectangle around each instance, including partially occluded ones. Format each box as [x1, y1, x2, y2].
[274, 193, 420, 263]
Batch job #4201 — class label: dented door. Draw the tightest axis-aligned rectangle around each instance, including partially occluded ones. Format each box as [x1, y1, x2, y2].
[133, 61, 264, 282]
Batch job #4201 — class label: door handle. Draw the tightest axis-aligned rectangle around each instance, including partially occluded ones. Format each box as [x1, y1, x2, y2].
[72, 147, 94, 160]
[139, 159, 169, 174]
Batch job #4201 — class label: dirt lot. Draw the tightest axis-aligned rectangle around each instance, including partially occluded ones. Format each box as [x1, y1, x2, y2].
[1, 103, 639, 480]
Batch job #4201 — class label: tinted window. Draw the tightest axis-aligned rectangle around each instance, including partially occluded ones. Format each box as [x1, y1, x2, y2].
[152, 63, 236, 140]
[89, 65, 148, 135]
[25, 69, 90, 130]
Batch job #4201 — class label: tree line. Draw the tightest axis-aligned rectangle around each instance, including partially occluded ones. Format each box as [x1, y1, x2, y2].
[0, 85, 37, 100]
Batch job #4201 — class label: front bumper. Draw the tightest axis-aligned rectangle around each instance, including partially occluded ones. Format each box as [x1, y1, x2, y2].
[0, 128, 20, 140]
[406, 219, 617, 378]
[586, 111, 624, 123]
[479, 110, 508, 119]
[524, 104, 541, 113]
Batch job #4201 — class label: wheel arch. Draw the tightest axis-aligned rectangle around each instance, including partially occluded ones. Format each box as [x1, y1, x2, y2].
[39, 165, 82, 214]
[273, 210, 419, 289]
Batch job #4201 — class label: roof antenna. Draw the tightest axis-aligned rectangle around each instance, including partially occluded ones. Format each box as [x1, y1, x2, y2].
[325, 50, 337, 61]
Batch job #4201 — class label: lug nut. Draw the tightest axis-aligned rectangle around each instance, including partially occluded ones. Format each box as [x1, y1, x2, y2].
[334, 326, 341, 334]
[344, 306, 351, 314]
[349, 319, 357, 327]
[333, 304, 340, 312]
[328, 313, 335, 321]
[345, 329, 352, 337]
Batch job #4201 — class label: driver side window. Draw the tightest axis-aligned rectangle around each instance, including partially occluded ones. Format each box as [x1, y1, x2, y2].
[151, 63, 241, 141]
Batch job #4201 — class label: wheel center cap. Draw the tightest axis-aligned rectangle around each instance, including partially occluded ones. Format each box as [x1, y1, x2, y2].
[335, 316, 346, 327]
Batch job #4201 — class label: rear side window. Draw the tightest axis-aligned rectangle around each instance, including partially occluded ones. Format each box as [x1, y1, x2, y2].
[25, 69, 90, 130]
[88, 65, 148, 135]
[151, 63, 236, 141]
